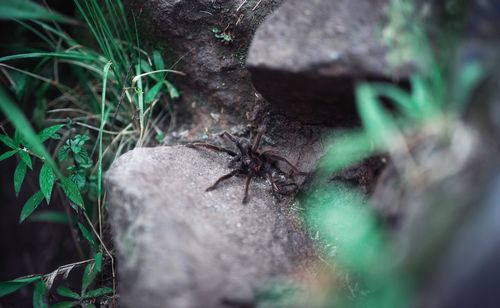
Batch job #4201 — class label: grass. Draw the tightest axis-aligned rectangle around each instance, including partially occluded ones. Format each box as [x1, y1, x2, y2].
[0, 0, 180, 306]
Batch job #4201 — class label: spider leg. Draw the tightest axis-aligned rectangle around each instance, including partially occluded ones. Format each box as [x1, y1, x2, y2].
[242, 174, 253, 204]
[206, 170, 239, 191]
[266, 171, 283, 200]
[251, 127, 265, 151]
[266, 153, 308, 176]
[266, 171, 280, 192]
[187, 142, 237, 156]
[278, 182, 299, 194]
[220, 131, 238, 143]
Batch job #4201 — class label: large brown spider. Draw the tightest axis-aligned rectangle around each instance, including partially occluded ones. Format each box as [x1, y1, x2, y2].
[187, 128, 306, 203]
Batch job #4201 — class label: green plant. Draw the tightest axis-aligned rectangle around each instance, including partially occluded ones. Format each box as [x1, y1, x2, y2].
[301, 0, 483, 307]
[212, 27, 233, 43]
[0, 0, 180, 306]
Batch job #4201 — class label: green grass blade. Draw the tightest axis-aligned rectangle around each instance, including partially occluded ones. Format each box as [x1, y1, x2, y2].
[16, 20, 57, 49]
[0, 51, 100, 63]
[0, 275, 41, 297]
[97, 62, 112, 202]
[0, 0, 73, 23]
[32, 20, 77, 46]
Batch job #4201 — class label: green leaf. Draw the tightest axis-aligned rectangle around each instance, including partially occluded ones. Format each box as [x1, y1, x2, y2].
[145, 82, 163, 103]
[52, 301, 78, 308]
[165, 80, 180, 99]
[0, 134, 17, 149]
[84, 287, 112, 299]
[81, 262, 97, 295]
[454, 61, 484, 112]
[57, 286, 80, 300]
[356, 84, 398, 148]
[20, 191, 45, 223]
[94, 252, 103, 272]
[19, 150, 32, 169]
[60, 177, 84, 207]
[14, 162, 27, 197]
[74, 149, 91, 166]
[38, 124, 64, 143]
[78, 223, 98, 251]
[0, 149, 18, 162]
[84, 304, 96, 308]
[28, 211, 70, 224]
[33, 280, 47, 308]
[57, 146, 70, 162]
[0, 275, 41, 297]
[69, 171, 86, 190]
[153, 50, 165, 70]
[318, 131, 378, 175]
[140, 59, 153, 74]
[39, 162, 55, 204]
[0, 0, 72, 22]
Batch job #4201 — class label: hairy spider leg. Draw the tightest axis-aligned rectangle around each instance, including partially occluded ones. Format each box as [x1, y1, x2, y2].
[220, 131, 238, 143]
[260, 150, 306, 175]
[276, 182, 299, 194]
[242, 175, 253, 204]
[251, 127, 265, 151]
[266, 171, 281, 196]
[187, 142, 237, 156]
[206, 170, 239, 191]
[266, 171, 298, 197]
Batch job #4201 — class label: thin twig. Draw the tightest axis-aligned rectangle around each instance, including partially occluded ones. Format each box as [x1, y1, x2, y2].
[253, 0, 264, 10]
[236, 0, 248, 11]
[46, 119, 134, 135]
[84, 212, 116, 303]
[58, 189, 85, 259]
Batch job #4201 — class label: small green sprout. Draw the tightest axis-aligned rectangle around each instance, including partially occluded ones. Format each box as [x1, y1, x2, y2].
[212, 27, 233, 43]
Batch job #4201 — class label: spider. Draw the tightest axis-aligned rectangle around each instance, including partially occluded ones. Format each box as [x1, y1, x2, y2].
[187, 128, 307, 203]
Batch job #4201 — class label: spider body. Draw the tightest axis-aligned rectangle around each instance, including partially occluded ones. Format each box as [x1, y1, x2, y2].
[188, 129, 306, 203]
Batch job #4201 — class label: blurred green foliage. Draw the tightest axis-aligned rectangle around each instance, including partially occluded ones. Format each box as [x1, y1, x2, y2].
[301, 0, 483, 307]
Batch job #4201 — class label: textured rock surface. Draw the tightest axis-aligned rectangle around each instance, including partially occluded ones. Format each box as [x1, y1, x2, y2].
[247, 0, 410, 125]
[127, 0, 283, 118]
[106, 145, 317, 307]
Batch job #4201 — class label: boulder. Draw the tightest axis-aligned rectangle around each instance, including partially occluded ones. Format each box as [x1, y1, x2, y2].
[127, 0, 284, 117]
[105, 145, 315, 307]
[246, 0, 410, 125]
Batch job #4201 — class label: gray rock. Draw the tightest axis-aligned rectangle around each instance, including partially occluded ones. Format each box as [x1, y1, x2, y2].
[126, 0, 284, 117]
[105, 145, 315, 307]
[246, 0, 410, 125]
